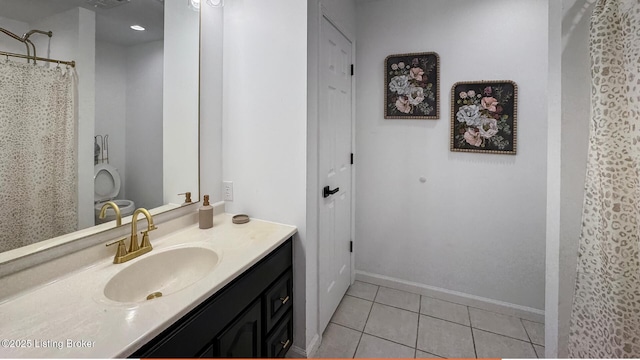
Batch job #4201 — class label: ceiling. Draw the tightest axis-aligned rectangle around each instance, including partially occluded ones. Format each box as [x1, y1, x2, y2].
[0, 0, 164, 46]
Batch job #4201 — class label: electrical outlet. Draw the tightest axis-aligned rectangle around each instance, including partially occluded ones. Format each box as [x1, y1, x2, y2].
[223, 181, 233, 201]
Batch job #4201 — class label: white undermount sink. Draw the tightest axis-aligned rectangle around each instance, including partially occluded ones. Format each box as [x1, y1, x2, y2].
[103, 247, 220, 303]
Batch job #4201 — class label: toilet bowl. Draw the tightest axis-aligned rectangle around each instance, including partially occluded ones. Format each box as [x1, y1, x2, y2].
[94, 163, 135, 224]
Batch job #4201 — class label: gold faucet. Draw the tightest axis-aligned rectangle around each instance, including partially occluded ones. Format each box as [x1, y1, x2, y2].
[106, 208, 158, 264]
[98, 201, 122, 226]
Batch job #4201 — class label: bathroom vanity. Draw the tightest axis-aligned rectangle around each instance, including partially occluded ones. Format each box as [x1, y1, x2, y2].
[0, 212, 296, 358]
[132, 238, 293, 358]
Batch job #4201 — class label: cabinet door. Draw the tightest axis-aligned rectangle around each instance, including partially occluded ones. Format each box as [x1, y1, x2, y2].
[214, 299, 263, 358]
[197, 344, 214, 358]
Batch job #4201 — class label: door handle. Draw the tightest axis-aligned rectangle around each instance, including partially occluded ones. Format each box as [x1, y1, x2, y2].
[323, 186, 339, 198]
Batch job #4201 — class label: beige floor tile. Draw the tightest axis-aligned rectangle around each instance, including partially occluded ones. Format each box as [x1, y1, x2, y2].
[415, 349, 444, 358]
[522, 319, 545, 345]
[347, 281, 379, 301]
[469, 307, 529, 341]
[416, 315, 476, 358]
[473, 328, 537, 358]
[330, 295, 373, 331]
[420, 296, 470, 326]
[364, 303, 419, 347]
[374, 287, 420, 312]
[533, 344, 545, 358]
[354, 334, 415, 358]
[314, 323, 362, 358]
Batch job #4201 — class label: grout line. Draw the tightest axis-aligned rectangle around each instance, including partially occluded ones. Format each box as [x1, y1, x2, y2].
[373, 301, 420, 314]
[322, 322, 363, 358]
[520, 317, 534, 344]
[372, 285, 380, 305]
[419, 313, 472, 328]
[353, 287, 378, 358]
[329, 320, 364, 334]
[346, 293, 377, 302]
[342, 294, 373, 305]
[472, 327, 534, 344]
[415, 350, 445, 359]
[533, 343, 545, 358]
[531, 342, 539, 358]
[372, 283, 380, 303]
[364, 287, 377, 326]
[354, 279, 382, 287]
[361, 332, 418, 352]
[521, 319, 546, 346]
[468, 306, 478, 358]
[352, 329, 364, 358]
[415, 295, 421, 350]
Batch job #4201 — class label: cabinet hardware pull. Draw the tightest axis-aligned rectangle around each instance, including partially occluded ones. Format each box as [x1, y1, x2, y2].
[280, 339, 290, 349]
[279, 296, 290, 304]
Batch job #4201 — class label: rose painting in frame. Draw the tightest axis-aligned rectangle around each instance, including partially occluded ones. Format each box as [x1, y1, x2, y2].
[385, 52, 439, 119]
[450, 81, 517, 155]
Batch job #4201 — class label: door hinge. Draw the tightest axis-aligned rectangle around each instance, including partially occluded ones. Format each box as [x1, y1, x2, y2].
[350, 241, 353, 253]
[350, 64, 354, 76]
[350, 153, 354, 165]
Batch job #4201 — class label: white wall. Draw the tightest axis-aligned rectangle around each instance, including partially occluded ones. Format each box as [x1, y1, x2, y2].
[222, 0, 308, 352]
[355, 0, 547, 311]
[125, 41, 164, 210]
[163, 1, 200, 205]
[0, 16, 29, 56]
[32, 8, 96, 229]
[95, 41, 127, 199]
[306, 0, 357, 353]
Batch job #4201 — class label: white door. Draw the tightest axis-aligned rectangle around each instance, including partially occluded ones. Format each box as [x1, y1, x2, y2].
[318, 16, 353, 334]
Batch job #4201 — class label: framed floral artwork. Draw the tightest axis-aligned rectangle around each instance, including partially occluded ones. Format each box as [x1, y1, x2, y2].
[450, 81, 518, 155]
[385, 52, 439, 119]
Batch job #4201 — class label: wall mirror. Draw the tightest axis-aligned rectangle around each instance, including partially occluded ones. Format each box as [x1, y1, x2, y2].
[0, 0, 200, 257]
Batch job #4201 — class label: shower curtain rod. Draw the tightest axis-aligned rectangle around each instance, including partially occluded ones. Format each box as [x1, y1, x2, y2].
[0, 27, 75, 67]
[0, 50, 76, 68]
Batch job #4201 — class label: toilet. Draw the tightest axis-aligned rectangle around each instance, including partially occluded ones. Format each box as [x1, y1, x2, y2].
[94, 163, 135, 224]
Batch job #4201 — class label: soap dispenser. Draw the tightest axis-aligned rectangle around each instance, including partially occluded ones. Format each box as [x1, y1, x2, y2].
[179, 192, 192, 206]
[199, 195, 213, 229]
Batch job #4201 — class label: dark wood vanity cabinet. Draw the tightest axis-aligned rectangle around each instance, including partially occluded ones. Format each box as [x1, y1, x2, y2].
[131, 238, 293, 358]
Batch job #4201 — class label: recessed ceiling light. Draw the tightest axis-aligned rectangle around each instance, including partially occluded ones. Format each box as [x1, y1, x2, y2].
[189, 0, 200, 10]
[130, 25, 145, 31]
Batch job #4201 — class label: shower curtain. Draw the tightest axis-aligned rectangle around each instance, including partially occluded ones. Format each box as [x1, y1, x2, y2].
[0, 61, 77, 253]
[568, 0, 640, 357]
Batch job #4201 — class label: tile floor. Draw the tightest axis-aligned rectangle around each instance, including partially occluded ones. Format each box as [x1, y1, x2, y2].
[313, 281, 545, 359]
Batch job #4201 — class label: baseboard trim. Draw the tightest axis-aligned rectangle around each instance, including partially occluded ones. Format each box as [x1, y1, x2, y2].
[355, 270, 545, 323]
[287, 333, 320, 358]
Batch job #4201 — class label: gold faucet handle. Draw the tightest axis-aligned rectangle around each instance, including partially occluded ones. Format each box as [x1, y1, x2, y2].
[139, 230, 154, 249]
[106, 238, 128, 258]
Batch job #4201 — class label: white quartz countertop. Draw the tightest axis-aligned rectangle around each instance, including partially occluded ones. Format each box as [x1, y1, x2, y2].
[0, 214, 297, 358]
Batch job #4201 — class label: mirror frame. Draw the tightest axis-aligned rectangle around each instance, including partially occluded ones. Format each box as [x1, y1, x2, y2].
[0, 4, 202, 269]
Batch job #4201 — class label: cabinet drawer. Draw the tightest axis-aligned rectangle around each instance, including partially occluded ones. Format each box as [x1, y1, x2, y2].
[264, 270, 292, 332]
[265, 311, 293, 358]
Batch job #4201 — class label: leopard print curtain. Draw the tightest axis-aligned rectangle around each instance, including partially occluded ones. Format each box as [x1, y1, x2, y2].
[0, 61, 77, 252]
[568, 0, 640, 357]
